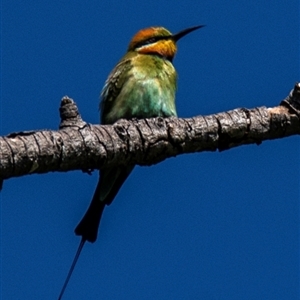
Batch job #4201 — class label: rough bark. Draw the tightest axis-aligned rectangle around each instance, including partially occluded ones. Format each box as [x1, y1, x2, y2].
[1, 83, 299, 188]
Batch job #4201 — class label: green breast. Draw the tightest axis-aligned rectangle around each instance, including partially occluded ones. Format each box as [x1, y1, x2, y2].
[101, 53, 177, 124]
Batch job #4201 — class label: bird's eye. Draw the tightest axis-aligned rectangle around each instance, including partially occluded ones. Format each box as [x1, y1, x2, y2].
[134, 36, 162, 50]
[145, 37, 157, 45]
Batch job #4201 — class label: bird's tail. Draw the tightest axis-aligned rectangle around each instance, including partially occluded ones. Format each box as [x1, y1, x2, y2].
[58, 238, 86, 300]
[58, 166, 134, 299]
[75, 180, 105, 242]
[75, 165, 134, 242]
[58, 182, 105, 299]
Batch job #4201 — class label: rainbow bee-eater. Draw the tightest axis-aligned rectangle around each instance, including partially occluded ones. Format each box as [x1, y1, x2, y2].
[58, 24, 204, 299]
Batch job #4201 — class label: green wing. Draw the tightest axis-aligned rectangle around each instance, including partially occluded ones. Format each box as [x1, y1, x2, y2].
[100, 58, 133, 124]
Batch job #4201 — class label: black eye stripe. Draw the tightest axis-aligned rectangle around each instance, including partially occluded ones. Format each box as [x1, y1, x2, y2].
[134, 35, 172, 49]
[144, 37, 158, 44]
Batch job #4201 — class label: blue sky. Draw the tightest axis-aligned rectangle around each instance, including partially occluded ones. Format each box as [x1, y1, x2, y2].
[1, 1, 299, 300]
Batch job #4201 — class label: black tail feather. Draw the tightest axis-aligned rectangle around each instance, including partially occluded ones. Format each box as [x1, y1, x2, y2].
[75, 180, 105, 243]
[58, 238, 86, 300]
[59, 166, 134, 298]
[75, 166, 134, 243]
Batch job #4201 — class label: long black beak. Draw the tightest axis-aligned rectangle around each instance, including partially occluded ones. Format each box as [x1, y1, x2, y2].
[172, 25, 205, 42]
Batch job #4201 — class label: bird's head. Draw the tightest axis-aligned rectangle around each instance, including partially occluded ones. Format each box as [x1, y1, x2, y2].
[127, 25, 204, 61]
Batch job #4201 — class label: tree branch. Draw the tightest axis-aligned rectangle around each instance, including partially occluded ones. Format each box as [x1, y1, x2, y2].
[1, 83, 299, 188]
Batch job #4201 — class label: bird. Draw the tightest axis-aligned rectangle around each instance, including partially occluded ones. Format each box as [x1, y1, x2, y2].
[58, 24, 204, 299]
